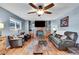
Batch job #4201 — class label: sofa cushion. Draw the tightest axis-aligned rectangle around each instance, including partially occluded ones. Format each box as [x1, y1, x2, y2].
[69, 33, 74, 40]
[52, 37, 61, 45]
[60, 35, 67, 40]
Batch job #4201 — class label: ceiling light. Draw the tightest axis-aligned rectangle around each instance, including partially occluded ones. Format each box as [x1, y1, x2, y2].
[37, 9, 44, 15]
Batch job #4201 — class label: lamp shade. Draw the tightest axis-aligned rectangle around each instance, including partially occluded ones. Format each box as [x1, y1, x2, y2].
[53, 28, 56, 31]
[0, 23, 4, 29]
[52, 25, 57, 31]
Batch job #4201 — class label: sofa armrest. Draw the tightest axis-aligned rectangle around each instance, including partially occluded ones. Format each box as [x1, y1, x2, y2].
[61, 39, 75, 47]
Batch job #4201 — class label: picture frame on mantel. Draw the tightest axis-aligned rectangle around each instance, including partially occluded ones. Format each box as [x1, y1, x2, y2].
[60, 16, 69, 27]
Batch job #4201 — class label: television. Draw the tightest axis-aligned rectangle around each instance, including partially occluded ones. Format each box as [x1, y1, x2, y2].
[35, 21, 45, 27]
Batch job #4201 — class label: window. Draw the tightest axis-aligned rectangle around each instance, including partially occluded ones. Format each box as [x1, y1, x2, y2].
[10, 19, 15, 29]
[16, 21, 21, 30]
[10, 17, 22, 30]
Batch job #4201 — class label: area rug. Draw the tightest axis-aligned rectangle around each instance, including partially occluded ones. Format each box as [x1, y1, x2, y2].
[25, 40, 38, 53]
[25, 39, 55, 55]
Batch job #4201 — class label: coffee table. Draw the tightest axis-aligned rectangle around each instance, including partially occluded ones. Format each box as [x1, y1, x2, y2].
[33, 44, 43, 55]
[33, 40, 48, 55]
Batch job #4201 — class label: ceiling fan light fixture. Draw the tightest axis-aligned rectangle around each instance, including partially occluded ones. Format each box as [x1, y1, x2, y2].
[28, 3, 54, 15]
[37, 9, 44, 15]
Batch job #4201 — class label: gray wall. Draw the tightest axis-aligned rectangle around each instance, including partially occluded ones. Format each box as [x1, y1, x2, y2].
[25, 20, 29, 34]
[0, 7, 25, 36]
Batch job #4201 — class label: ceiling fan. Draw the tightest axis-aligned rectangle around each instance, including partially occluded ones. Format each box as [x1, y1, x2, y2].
[28, 3, 55, 16]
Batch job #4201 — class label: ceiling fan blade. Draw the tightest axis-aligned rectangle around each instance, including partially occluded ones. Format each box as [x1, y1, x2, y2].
[29, 3, 38, 9]
[44, 11, 52, 14]
[28, 11, 36, 14]
[44, 3, 54, 10]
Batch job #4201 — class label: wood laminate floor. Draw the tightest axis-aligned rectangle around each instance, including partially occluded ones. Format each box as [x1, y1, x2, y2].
[4, 37, 71, 55]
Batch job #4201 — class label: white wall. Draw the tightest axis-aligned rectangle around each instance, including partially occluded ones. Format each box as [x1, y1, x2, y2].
[51, 7, 79, 43]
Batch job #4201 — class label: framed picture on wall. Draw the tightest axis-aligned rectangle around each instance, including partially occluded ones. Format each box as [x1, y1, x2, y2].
[60, 16, 69, 27]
